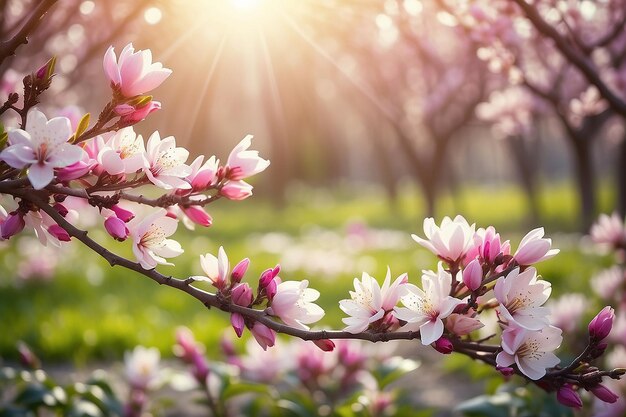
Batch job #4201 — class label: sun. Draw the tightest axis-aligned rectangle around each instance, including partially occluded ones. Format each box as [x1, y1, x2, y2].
[231, 0, 264, 12]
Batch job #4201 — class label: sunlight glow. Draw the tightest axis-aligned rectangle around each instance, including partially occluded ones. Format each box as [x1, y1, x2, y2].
[232, 0, 263, 12]
[144, 7, 162, 25]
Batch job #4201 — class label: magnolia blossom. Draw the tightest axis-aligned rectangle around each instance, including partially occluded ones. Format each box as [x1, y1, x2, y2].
[496, 325, 562, 380]
[0, 109, 84, 189]
[494, 267, 551, 330]
[124, 345, 161, 389]
[412, 215, 476, 264]
[194, 246, 229, 289]
[185, 155, 218, 193]
[130, 209, 183, 269]
[513, 228, 559, 266]
[103, 43, 172, 97]
[394, 264, 465, 345]
[592, 267, 624, 301]
[590, 213, 626, 248]
[464, 226, 510, 266]
[226, 135, 270, 181]
[220, 180, 253, 200]
[270, 280, 325, 330]
[339, 269, 408, 333]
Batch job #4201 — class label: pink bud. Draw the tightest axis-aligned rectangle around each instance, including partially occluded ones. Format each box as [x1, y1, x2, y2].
[190, 169, 216, 192]
[47, 225, 71, 242]
[265, 279, 277, 301]
[111, 205, 135, 223]
[557, 385, 582, 409]
[114, 104, 135, 116]
[462, 259, 483, 291]
[181, 206, 212, 227]
[118, 100, 161, 125]
[591, 384, 619, 404]
[55, 160, 93, 181]
[250, 322, 275, 350]
[231, 258, 250, 283]
[589, 306, 615, 341]
[2, 212, 25, 239]
[432, 337, 453, 354]
[231, 313, 245, 338]
[35, 56, 55, 80]
[104, 216, 129, 241]
[53, 203, 68, 217]
[17, 341, 40, 369]
[220, 180, 253, 200]
[313, 339, 336, 352]
[496, 365, 515, 376]
[231, 283, 253, 307]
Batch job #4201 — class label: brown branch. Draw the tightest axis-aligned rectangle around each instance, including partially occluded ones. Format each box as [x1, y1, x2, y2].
[0, 0, 58, 65]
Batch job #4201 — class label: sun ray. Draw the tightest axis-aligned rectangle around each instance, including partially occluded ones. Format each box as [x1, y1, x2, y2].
[275, 7, 400, 126]
[258, 28, 289, 143]
[180, 34, 227, 146]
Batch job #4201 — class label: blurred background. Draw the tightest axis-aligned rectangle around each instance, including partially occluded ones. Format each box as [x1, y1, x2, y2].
[0, 0, 624, 413]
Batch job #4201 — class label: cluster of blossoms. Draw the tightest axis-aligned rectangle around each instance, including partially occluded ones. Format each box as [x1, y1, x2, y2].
[0, 43, 269, 271]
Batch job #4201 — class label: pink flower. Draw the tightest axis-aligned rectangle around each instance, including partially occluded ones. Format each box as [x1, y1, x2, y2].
[433, 337, 453, 354]
[339, 269, 408, 333]
[462, 258, 483, 291]
[496, 325, 562, 380]
[174, 327, 209, 383]
[180, 205, 212, 227]
[250, 322, 275, 350]
[313, 339, 335, 352]
[445, 312, 484, 336]
[513, 227, 559, 266]
[590, 213, 626, 248]
[231, 313, 245, 338]
[494, 267, 551, 330]
[130, 209, 183, 269]
[185, 155, 218, 192]
[226, 135, 270, 181]
[124, 346, 161, 389]
[104, 216, 129, 241]
[103, 43, 172, 97]
[231, 283, 253, 307]
[220, 180, 253, 200]
[464, 226, 510, 266]
[557, 384, 582, 409]
[1, 211, 25, 239]
[589, 306, 615, 341]
[0, 109, 84, 189]
[394, 263, 465, 345]
[144, 131, 192, 190]
[591, 384, 619, 404]
[270, 280, 325, 330]
[592, 267, 624, 301]
[116, 100, 161, 125]
[231, 258, 250, 283]
[412, 215, 476, 264]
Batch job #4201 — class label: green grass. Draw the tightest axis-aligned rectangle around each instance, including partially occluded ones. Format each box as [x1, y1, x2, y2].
[0, 182, 617, 363]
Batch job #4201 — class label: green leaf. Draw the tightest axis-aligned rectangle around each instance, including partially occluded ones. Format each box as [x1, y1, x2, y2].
[14, 384, 50, 407]
[374, 357, 420, 388]
[75, 113, 90, 139]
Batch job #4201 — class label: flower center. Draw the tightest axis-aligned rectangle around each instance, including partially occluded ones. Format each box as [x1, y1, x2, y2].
[140, 224, 165, 248]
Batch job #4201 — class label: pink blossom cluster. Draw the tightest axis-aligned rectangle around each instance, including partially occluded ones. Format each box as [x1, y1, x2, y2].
[0, 43, 269, 272]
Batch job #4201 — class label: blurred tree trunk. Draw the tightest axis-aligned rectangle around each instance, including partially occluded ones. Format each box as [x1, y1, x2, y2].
[507, 135, 540, 225]
[571, 138, 595, 231]
[617, 133, 626, 218]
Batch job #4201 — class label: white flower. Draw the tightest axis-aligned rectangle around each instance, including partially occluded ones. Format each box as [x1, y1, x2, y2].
[339, 268, 408, 333]
[226, 135, 270, 181]
[131, 209, 183, 269]
[97, 127, 146, 175]
[513, 227, 559, 265]
[144, 131, 191, 190]
[0, 109, 84, 189]
[394, 263, 464, 345]
[124, 345, 161, 389]
[194, 246, 229, 289]
[494, 267, 551, 331]
[412, 215, 476, 263]
[590, 213, 626, 247]
[496, 325, 562, 380]
[270, 280, 325, 330]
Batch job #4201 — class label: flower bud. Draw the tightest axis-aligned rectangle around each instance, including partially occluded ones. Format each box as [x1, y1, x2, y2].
[591, 384, 619, 404]
[462, 259, 483, 291]
[313, 339, 336, 352]
[35, 56, 56, 81]
[17, 341, 40, 370]
[589, 306, 615, 341]
[112, 205, 135, 223]
[231, 313, 245, 338]
[181, 206, 212, 227]
[265, 278, 277, 301]
[557, 384, 582, 409]
[259, 265, 280, 287]
[231, 283, 253, 307]
[588, 342, 608, 360]
[55, 160, 93, 181]
[433, 337, 453, 354]
[116, 100, 161, 125]
[250, 322, 275, 350]
[496, 365, 514, 376]
[53, 203, 68, 217]
[1, 211, 24, 239]
[231, 258, 250, 283]
[104, 216, 129, 241]
[47, 225, 71, 242]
